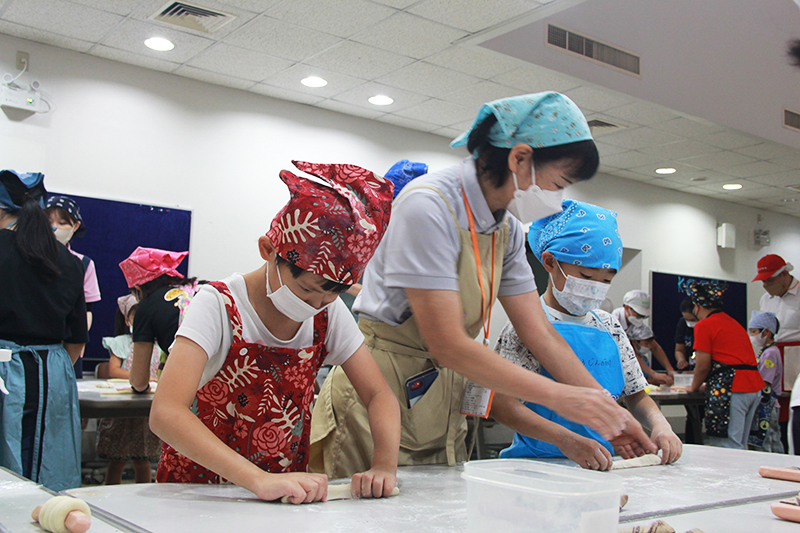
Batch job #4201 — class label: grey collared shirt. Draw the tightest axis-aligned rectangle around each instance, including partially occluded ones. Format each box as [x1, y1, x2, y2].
[354, 159, 536, 326]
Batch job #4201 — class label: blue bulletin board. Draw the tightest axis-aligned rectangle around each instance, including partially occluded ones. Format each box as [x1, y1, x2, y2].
[53, 193, 192, 369]
[650, 271, 748, 371]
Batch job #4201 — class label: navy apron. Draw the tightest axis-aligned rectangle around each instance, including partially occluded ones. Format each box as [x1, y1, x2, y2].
[501, 307, 625, 458]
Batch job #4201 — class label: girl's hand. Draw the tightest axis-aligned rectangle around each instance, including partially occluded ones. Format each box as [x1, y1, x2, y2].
[351, 467, 397, 498]
[251, 472, 328, 504]
[559, 433, 613, 471]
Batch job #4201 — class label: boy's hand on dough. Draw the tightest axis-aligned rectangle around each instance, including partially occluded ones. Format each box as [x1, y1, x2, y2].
[351, 467, 397, 498]
[252, 472, 328, 504]
[652, 425, 682, 464]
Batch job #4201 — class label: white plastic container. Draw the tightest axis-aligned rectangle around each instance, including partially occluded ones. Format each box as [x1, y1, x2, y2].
[462, 459, 622, 533]
[673, 373, 694, 388]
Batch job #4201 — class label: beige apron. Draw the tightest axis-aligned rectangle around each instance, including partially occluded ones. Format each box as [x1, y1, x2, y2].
[310, 184, 509, 478]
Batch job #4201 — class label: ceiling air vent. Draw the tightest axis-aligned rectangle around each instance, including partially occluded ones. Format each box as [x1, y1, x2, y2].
[150, 2, 236, 34]
[785, 109, 800, 132]
[587, 118, 624, 136]
[547, 24, 640, 75]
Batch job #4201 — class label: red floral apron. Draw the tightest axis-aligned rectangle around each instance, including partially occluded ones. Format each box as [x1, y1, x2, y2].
[157, 281, 327, 484]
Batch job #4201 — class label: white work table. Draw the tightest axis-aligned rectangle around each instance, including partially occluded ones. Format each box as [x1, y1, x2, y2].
[0, 468, 126, 533]
[3, 445, 799, 532]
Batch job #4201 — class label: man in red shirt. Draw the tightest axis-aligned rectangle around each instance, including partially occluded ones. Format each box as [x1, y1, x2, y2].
[683, 278, 763, 449]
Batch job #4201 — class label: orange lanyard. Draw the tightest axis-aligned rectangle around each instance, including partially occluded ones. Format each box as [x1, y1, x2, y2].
[462, 178, 496, 345]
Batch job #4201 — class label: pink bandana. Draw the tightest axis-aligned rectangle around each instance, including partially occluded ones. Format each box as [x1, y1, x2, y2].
[117, 294, 137, 317]
[119, 246, 188, 288]
[266, 161, 393, 285]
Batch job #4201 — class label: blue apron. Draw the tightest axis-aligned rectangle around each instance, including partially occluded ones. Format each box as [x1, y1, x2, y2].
[0, 341, 81, 491]
[501, 306, 625, 458]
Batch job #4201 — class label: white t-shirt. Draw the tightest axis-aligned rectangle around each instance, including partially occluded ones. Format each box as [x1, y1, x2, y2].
[176, 274, 364, 389]
[760, 280, 800, 342]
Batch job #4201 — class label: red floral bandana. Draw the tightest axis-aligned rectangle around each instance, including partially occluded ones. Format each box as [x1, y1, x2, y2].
[266, 161, 393, 285]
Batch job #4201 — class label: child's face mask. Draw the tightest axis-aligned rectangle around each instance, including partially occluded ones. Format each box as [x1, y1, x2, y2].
[551, 261, 610, 316]
[266, 261, 333, 322]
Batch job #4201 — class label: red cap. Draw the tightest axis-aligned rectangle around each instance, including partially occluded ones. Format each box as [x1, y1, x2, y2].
[753, 254, 788, 281]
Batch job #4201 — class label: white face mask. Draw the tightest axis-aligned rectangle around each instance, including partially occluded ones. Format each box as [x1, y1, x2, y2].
[551, 261, 610, 316]
[685, 320, 698, 328]
[627, 315, 645, 328]
[506, 165, 564, 225]
[266, 261, 332, 323]
[750, 332, 767, 351]
[53, 226, 75, 245]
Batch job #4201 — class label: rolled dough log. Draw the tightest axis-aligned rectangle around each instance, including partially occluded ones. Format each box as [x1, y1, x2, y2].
[759, 466, 800, 483]
[32, 495, 92, 533]
[280, 484, 399, 503]
[611, 454, 662, 470]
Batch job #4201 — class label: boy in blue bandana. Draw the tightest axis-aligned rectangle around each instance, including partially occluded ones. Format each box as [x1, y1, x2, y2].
[493, 200, 682, 470]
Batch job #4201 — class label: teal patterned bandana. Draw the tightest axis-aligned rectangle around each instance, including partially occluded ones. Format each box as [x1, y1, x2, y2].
[451, 91, 592, 151]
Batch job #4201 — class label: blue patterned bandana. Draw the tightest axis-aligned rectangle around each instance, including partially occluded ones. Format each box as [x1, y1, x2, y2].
[529, 199, 623, 270]
[451, 92, 592, 151]
[0, 170, 46, 212]
[749, 310, 778, 335]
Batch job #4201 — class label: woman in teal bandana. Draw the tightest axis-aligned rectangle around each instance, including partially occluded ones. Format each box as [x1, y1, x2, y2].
[311, 92, 659, 477]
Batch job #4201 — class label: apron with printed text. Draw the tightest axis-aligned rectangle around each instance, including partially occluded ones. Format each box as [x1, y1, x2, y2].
[157, 281, 327, 483]
[500, 307, 625, 458]
[309, 184, 508, 478]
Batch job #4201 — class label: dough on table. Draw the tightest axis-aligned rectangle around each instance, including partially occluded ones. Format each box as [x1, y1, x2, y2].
[611, 454, 662, 470]
[32, 495, 92, 533]
[280, 484, 399, 503]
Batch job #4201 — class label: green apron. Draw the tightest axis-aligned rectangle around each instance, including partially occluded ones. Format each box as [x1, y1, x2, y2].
[310, 185, 509, 478]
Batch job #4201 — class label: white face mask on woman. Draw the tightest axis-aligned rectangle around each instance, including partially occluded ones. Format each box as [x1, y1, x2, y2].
[506, 164, 563, 225]
[53, 225, 75, 245]
[266, 261, 333, 323]
[551, 261, 610, 316]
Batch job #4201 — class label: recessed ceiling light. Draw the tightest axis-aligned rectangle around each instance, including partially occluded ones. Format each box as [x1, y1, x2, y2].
[722, 183, 743, 190]
[655, 167, 676, 175]
[690, 177, 708, 182]
[368, 95, 393, 106]
[144, 37, 174, 51]
[782, 198, 798, 203]
[301, 76, 327, 88]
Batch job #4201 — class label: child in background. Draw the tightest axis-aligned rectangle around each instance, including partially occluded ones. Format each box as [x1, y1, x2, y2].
[95, 295, 162, 484]
[493, 200, 681, 470]
[748, 311, 784, 453]
[683, 278, 763, 449]
[150, 161, 400, 504]
[45, 196, 101, 378]
[118, 247, 199, 393]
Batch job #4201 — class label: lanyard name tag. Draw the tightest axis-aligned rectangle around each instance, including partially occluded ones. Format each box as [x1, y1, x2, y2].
[460, 380, 494, 418]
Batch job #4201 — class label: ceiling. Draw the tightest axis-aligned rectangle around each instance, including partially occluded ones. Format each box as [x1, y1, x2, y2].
[1, 0, 799, 217]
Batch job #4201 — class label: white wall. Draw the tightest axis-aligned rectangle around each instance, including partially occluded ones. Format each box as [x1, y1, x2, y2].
[1, 34, 798, 323]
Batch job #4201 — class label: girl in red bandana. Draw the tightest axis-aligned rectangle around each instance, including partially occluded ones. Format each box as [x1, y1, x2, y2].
[149, 161, 400, 504]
